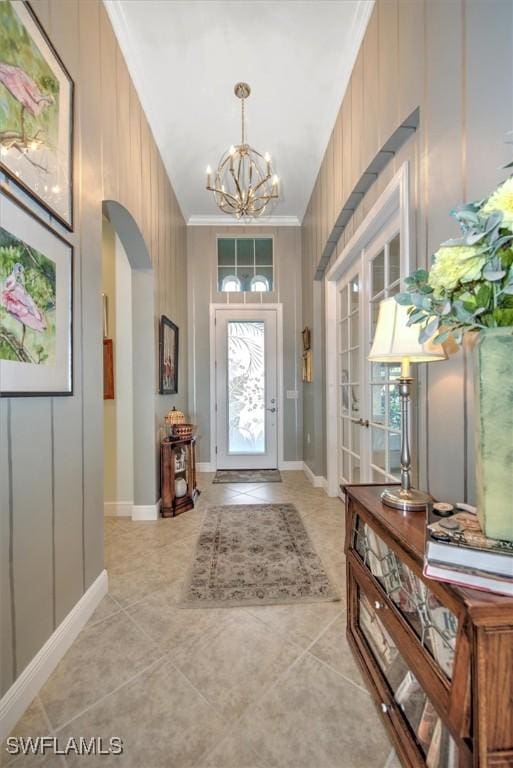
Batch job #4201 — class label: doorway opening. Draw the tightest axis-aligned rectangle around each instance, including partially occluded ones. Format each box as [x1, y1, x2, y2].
[325, 163, 413, 497]
[101, 201, 158, 520]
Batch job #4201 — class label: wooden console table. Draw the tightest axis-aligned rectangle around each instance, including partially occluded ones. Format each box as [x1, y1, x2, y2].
[344, 483, 513, 767]
[160, 436, 199, 517]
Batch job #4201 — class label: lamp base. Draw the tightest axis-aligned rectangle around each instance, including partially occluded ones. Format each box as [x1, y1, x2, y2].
[381, 487, 432, 513]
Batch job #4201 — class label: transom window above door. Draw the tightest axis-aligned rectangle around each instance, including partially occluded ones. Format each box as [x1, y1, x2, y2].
[217, 237, 273, 292]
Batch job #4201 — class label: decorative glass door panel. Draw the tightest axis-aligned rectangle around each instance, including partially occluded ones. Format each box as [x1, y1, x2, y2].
[337, 264, 363, 485]
[215, 308, 278, 469]
[227, 321, 265, 454]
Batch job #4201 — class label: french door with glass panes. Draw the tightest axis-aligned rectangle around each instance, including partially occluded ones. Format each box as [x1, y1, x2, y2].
[337, 217, 406, 487]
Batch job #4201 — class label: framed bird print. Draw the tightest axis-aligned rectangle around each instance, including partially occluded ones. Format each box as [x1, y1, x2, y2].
[0, 187, 73, 395]
[159, 316, 178, 395]
[0, 1, 74, 229]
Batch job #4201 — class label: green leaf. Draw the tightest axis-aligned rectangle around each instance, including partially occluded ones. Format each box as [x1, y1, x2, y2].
[413, 269, 429, 283]
[503, 285, 513, 295]
[419, 317, 439, 343]
[420, 285, 434, 294]
[483, 269, 506, 281]
[493, 308, 513, 326]
[395, 293, 413, 306]
[433, 330, 451, 345]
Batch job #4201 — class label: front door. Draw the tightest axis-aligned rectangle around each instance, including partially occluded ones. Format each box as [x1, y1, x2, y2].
[214, 308, 278, 469]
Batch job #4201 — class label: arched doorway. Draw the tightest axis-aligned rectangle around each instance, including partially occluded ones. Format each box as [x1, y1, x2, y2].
[102, 201, 159, 520]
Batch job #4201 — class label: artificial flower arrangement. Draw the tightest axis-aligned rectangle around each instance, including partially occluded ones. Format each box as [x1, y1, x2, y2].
[395, 176, 513, 343]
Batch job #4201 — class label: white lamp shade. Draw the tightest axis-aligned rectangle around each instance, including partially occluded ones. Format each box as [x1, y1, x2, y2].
[368, 297, 446, 363]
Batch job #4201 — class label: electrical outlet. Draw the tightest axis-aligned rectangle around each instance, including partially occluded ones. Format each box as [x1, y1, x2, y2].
[286, 390, 298, 400]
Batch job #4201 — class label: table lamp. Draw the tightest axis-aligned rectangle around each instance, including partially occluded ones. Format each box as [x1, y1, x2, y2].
[368, 297, 447, 512]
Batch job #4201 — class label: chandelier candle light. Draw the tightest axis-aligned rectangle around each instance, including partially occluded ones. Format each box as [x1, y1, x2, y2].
[368, 297, 447, 512]
[205, 82, 279, 218]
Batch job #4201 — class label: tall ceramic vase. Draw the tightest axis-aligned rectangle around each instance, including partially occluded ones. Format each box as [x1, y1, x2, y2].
[473, 328, 513, 542]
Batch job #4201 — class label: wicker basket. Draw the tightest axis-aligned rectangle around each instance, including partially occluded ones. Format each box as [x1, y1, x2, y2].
[172, 423, 194, 439]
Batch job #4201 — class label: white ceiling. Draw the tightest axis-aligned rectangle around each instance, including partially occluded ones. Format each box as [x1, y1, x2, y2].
[105, 0, 373, 226]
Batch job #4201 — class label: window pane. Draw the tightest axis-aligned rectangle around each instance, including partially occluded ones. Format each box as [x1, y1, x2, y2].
[351, 420, 360, 453]
[350, 348, 359, 384]
[389, 234, 400, 286]
[236, 239, 254, 265]
[388, 432, 401, 477]
[350, 312, 359, 347]
[371, 385, 386, 424]
[388, 386, 401, 429]
[339, 353, 349, 385]
[351, 455, 361, 483]
[371, 362, 387, 383]
[250, 275, 269, 292]
[371, 300, 380, 338]
[340, 386, 349, 416]
[218, 238, 235, 266]
[372, 250, 385, 297]
[350, 277, 359, 313]
[236, 268, 253, 291]
[258, 266, 273, 291]
[339, 320, 348, 353]
[371, 427, 386, 471]
[350, 385, 359, 415]
[218, 267, 241, 292]
[255, 238, 273, 265]
[339, 286, 348, 319]
[228, 321, 265, 454]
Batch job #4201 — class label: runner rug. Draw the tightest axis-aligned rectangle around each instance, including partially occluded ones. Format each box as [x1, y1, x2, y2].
[181, 503, 338, 608]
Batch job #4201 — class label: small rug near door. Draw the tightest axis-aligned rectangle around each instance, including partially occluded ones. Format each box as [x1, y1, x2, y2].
[213, 469, 282, 484]
[180, 503, 338, 608]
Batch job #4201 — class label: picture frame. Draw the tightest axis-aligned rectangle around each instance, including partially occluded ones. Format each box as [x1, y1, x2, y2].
[159, 315, 178, 395]
[103, 338, 114, 400]
[0, 185, 73, 396]
[0, 1, 74, 229]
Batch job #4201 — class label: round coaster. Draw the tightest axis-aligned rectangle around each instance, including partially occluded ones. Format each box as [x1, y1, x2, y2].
[433, 502, 454, 517]
[439, 518, 460, 531]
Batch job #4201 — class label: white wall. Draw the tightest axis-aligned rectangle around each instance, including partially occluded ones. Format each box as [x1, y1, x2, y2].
[102, 220, 134, 511]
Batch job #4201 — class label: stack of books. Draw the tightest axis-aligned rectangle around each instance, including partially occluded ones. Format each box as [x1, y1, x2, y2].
[425, 510, 513, 596]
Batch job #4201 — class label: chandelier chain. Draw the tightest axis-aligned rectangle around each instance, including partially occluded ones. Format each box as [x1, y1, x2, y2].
[241, 95, 245, 145]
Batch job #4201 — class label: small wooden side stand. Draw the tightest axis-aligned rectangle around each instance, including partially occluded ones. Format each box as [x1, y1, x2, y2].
[160, 435, 199, 517]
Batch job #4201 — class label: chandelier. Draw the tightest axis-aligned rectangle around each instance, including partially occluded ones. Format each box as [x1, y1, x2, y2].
[205, 82, 279, 218]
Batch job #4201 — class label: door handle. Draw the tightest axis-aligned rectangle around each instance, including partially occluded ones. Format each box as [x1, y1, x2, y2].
[351, 418, 369, 428]
[266, 407, 277, 413]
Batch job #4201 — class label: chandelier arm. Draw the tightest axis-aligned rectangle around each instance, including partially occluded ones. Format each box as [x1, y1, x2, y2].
[250, 175, 272, 195]
[211, 187, 241, 206]
[229, 166, 245, 206]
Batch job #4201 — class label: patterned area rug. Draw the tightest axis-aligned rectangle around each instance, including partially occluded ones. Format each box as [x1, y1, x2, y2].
[213, 469, 282, 484]
[181, 504, 338, 608]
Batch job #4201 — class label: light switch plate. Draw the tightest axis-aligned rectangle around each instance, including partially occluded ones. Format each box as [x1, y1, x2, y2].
[286, 390, 298, 400]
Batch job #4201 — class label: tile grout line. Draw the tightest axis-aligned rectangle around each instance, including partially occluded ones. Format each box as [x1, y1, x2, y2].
[52, 655, 168, 735]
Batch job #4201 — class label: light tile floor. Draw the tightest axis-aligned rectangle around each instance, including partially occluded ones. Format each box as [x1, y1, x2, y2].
[5, 472, 396, 768]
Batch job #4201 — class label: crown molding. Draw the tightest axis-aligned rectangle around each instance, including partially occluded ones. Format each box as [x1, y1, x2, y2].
[187, 215, 301, 227]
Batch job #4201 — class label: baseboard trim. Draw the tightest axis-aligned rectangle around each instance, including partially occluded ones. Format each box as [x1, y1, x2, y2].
[0, 569, 108, 741]
[279, 461, 304, 471]
[104, 501, 133, 517]
[197, 462, 214, 473]
[131, 499, 161, 521]
[303, 462, 328, 491]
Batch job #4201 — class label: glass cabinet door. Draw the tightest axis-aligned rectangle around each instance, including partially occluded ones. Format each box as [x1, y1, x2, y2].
[354, 516, 458, 680]
[358, 592, 459, 766]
